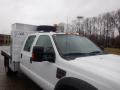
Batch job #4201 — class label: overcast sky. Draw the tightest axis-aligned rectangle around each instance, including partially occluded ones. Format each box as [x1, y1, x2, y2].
[0, 0, 120, 34]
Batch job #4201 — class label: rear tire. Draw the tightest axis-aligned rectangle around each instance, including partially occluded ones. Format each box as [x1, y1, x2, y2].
[5, 66, 12, 76]
[5, 66, 17, 76]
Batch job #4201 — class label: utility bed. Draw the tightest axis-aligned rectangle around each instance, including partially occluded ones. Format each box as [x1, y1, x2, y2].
[1, 46, 11, 69]
[1, 46, 11, 58]
[1, 23, 57, 73]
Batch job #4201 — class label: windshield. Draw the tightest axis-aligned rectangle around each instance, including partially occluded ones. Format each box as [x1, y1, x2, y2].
[53, 34, 103, 60]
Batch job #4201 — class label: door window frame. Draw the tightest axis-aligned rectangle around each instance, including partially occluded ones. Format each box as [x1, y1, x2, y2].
[23, 35, 36, 52]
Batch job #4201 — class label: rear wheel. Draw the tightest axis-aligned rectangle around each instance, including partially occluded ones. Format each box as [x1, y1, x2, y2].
[5, 66, 17, 76]
[5, 66, 12, 76]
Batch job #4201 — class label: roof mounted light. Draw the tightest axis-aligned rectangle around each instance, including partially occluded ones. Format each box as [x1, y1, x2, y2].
[37, 25, 56, 32]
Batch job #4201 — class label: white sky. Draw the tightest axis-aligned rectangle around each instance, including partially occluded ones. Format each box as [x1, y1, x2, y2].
[0, 0, 120, 34]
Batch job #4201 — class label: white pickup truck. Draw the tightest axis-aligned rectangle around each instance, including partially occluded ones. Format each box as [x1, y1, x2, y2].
[1, 23, 120, 90]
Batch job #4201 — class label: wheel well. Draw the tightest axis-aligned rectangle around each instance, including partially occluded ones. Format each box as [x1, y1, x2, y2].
[55, 77, 98, 90]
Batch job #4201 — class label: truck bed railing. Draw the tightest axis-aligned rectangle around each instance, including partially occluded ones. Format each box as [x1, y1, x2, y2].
[1, 50, 11, 67]
[1, 50, 11, 59]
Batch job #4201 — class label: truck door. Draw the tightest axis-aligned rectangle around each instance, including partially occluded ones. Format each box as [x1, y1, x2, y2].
[30, 35, 58, 89]
[20, 35, 36, 71]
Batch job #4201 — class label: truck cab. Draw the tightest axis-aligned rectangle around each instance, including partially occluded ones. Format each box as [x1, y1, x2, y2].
[20, 32, 101, 90]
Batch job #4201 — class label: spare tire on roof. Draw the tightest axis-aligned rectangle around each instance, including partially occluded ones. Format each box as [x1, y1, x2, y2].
[37, 25, 56, 32]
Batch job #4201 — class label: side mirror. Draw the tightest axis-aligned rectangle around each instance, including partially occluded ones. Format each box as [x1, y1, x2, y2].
[31, 46, 55, 63]
[32, 46, 44, 62]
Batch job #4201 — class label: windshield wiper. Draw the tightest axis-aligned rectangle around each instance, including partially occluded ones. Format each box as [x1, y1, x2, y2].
[88, 51, 102, 55]
[63, 53, 87, 56]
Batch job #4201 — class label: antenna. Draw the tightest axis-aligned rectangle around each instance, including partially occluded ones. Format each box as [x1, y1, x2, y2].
[66, 16, 69, 33]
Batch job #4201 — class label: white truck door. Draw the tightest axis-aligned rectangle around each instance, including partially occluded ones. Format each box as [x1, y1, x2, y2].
[20, 35, 36, 71]
[30, 35, 58, 89]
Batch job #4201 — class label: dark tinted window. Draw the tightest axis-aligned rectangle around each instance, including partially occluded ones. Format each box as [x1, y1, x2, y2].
[36, 35, 54, 53]
[24, 36, 36, 52]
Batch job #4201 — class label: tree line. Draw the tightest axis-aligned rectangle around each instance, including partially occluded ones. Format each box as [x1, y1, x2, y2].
[57, 9, 120, 48]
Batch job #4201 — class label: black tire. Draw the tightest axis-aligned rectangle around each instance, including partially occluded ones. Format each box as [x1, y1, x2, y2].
[5, 66, 18, 76]
[55, 77, 98, 90]
[55, 85, 78, 90]
[55, 85, 97, 90]
[5, 66, 12, 76]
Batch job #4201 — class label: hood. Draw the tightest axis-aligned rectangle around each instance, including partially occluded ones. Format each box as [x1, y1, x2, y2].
[69, 54, 120, 89]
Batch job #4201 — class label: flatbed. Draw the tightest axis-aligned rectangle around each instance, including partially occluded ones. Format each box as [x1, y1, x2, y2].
[1, 50, 11, 59]
[1, 47, 11, 71]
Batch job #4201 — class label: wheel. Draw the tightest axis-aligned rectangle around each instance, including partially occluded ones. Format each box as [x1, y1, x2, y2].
[55, 85, 78, 90]
[55, 78, 98, 90]
[5, 66, 13, 76]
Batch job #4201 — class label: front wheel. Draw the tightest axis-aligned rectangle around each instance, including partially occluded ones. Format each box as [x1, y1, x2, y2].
[55, 85, 79, 90]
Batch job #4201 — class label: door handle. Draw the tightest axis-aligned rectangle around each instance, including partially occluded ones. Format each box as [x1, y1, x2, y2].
[21, 54, 22, 58]
[30, 57, 32, 63]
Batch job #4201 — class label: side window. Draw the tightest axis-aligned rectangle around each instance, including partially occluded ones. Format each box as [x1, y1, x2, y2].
[24, 35, 36, 52]
[36, 35, 54, 53]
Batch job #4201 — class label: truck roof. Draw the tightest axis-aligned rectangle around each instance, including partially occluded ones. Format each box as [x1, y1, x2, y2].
[29, 32, 65, 36]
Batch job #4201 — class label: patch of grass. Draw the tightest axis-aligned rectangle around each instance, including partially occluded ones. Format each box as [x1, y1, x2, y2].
[104, 48, 120, 55]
